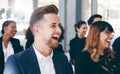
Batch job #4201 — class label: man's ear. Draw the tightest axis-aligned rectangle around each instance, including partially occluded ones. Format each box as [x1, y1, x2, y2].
[33, 26, 39, 34]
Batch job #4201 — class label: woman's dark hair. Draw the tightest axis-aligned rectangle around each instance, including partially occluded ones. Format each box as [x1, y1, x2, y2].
[25, 27, 33, 40]
[1, 20, 16, 34]
[87, 14, 102, 25]
[74, 20, 86, 32]
[25, 27, 34, 49]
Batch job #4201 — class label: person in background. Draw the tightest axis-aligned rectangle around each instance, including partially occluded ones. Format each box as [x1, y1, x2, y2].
[75, 21, 120, 74]
[87, 14, 102, 26]
[0, 20, 23, 74]
[25, 26, 34, 49]
[4, 4, 73, 74]
[69, 20, 88, 65]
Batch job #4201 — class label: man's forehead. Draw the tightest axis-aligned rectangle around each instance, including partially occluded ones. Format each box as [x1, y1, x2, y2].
[43, 14, 60, 23]
[43, 14, 59, 19]
[93, 17, 102, 22]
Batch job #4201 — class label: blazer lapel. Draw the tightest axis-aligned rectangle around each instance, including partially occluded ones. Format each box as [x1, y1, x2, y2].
[26, 46, 41, 74]
[52, 51, 63, 74]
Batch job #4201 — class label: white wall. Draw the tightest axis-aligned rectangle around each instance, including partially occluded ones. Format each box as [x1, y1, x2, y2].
[59, 0, 76, 51]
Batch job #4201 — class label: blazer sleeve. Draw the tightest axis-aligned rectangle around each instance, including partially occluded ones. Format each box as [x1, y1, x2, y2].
[64, 55, 73, 74]
[4, 55, 21, 74]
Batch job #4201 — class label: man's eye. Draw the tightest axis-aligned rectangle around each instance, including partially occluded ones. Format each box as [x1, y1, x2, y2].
[51, 25, 56, 28]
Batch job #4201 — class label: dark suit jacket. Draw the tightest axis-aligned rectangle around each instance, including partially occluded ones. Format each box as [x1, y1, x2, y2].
[4, 46, 73, 74]
[0, 36, 23, 74]
[54, 44, 64, 54]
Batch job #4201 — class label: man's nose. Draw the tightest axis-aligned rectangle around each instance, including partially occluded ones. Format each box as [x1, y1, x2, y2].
[56, 27, 62, 35]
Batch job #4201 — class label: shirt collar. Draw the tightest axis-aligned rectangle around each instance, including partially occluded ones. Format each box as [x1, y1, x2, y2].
[33, 44, 53, 62]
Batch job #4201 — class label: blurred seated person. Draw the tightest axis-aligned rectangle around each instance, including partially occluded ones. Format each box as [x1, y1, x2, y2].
[69, 20, 88, 65]
[0, 20, 23, 74]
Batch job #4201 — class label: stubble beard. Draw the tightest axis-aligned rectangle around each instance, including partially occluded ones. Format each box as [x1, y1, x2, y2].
[47, 39, 59, 49]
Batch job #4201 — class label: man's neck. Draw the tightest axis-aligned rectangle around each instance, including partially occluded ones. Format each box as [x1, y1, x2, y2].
[34, 43, 53, 57]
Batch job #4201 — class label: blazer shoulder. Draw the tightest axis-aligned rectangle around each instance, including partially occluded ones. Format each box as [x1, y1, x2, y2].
[10, 38, 20, 42]
[13, 46, 35, 60]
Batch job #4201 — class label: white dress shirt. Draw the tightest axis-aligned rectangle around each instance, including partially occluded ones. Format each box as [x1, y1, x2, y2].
[2, 42, 14, 62]
[33, 45, 55, 74]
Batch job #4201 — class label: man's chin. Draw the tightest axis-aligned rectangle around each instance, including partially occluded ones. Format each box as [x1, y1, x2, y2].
[52, 43, 59, 49]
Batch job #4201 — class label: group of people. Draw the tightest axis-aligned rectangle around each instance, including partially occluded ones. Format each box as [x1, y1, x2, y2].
[69, 14, 120, 74]
[0, 4, 119, 74]
[69, 14, 102, 65]
[3, 4, 73, 74]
